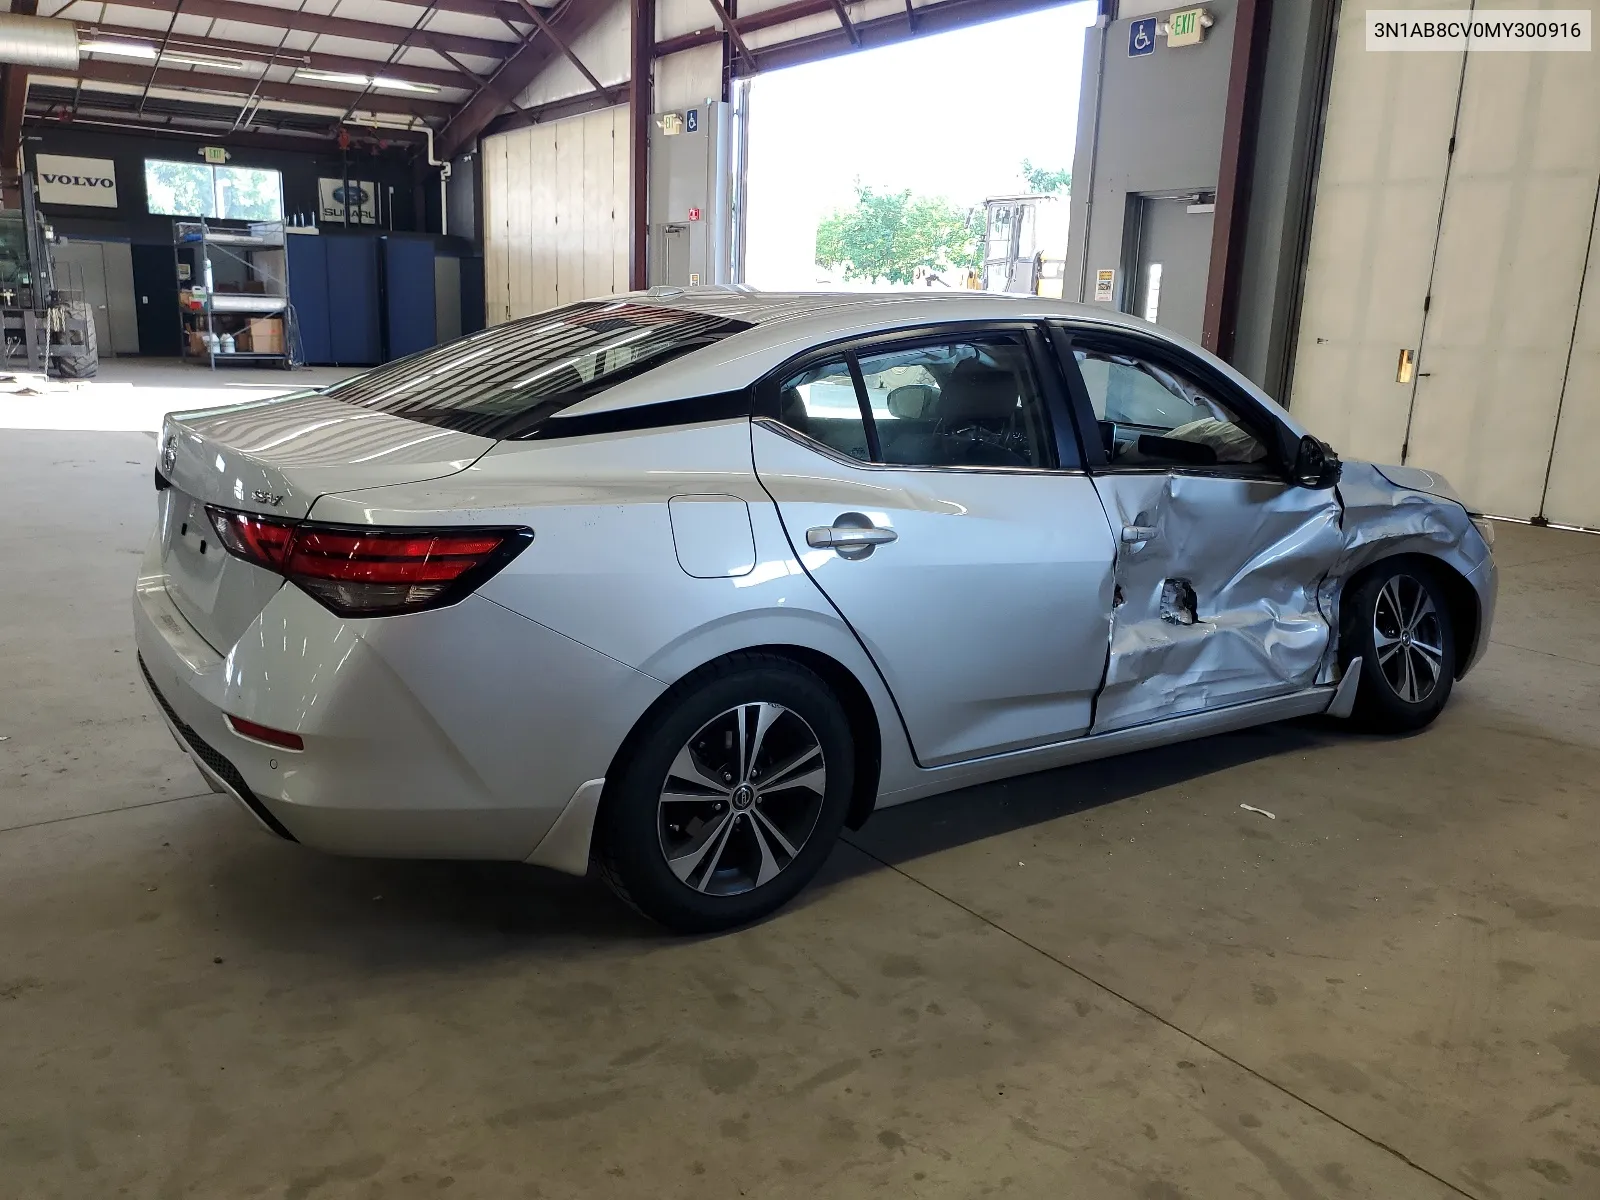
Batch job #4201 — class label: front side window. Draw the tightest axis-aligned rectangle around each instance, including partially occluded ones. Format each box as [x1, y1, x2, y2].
[1074, 346, 1270, 470]
[323, 301, 751, 438]
[857, 338, 1051, 469]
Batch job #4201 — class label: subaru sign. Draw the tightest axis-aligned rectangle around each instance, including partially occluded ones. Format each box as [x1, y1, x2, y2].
[318, 177, 378, 224]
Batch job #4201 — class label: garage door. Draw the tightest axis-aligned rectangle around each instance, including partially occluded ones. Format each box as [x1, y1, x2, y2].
[1290, 0, 1600, 528]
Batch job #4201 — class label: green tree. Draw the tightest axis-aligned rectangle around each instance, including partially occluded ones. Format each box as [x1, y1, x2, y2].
[1020, 159, 1070, 195]
[814, 185, 980, 285]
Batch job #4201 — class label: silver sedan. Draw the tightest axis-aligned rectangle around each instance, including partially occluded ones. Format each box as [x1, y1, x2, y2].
[134, 290, 1497, 932]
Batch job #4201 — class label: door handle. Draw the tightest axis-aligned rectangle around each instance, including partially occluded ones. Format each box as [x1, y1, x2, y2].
[807, 515, 896, 561]
[1121, 524, 1158, 543]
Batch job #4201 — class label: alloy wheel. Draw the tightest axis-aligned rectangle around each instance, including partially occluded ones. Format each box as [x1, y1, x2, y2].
[656, 702, 828, 896]
[1373, 574, 1445, 704]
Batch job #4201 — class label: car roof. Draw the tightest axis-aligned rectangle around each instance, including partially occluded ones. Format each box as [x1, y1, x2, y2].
[562, 287, 1307, 438]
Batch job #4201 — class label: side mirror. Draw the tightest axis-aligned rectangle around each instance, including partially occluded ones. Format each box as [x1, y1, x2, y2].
[1293, 434, 1342, 489]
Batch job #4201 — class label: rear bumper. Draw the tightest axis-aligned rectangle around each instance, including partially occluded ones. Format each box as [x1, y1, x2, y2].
[132, 552, 665, 863]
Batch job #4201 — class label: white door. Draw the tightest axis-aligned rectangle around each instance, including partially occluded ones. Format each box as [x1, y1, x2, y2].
[753, 331, 1117, 766]
[1402, 12, 1600, 518]
[1287, 0, 1470, 464]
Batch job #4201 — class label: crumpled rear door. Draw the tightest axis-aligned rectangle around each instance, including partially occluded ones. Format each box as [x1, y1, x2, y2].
[1089, 472, 1344, 733]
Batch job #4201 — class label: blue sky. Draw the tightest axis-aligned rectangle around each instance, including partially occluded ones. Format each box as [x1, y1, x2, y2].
[742, 2, 1098, 287]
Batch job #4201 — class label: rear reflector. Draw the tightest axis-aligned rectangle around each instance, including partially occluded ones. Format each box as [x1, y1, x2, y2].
[207, 506, 532, 618]
[226, 715, 305, 752]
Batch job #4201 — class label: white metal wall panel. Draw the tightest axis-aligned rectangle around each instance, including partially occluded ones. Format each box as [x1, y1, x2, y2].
[656, 43, 722, 114]
[516, 0, 630, 108]
[1540, 205, 1600, 527]
[1405, 12, 1600, 517]
[1287, 0, 1468, 463]
[481, 107, 631, 324]
[483, 134, 510, 324]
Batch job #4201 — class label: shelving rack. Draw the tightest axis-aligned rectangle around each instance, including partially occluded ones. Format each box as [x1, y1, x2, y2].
[174, 220, 292, 369]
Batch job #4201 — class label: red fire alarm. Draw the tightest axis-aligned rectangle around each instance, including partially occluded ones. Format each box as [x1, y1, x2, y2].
[687, 207, 702, 222]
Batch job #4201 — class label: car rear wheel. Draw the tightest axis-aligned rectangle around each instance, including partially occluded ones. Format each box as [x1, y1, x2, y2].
[596, 654, 854, 933]
[1342, 561, 1456, 733]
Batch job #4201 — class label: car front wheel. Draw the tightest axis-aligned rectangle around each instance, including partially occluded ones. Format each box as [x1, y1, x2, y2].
[1342, 560, 1456, 733]
[595, 654, 854, 933]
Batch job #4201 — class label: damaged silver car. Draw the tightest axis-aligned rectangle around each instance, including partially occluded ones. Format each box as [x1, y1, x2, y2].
[137, 290, 1495, 932]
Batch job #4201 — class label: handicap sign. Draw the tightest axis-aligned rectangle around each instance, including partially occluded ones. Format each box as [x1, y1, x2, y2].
[1128, 17, 1157, 57]
[686, 108, 699, 133]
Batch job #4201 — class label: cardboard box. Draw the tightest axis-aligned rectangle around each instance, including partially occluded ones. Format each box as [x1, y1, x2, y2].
[187, 330, 209, 356]
[239, 317, 284, 354]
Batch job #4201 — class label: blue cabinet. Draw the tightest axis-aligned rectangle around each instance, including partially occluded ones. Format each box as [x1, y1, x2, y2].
[381, 236, 437, 360]
[287, 234, 380, 365]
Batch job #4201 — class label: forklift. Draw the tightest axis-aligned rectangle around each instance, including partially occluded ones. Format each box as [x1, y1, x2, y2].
[0, 171, 97, 377]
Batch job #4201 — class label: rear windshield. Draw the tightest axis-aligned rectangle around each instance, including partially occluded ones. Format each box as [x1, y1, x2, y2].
[321, 301, 752, 439]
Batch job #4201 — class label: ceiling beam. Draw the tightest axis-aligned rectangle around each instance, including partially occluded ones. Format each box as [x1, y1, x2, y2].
[56, 58, 457, 119]
[704, 0, 755, 68]
[654, 0, 832, 57]
[25, 107, 429, 151]
[436, 0, 610, 159]
[479, 80, 619, 138]
[512, 0, 605, 94]
[98, 0, 520, 61]
[77, 22, 468, 90]
[828, 0, 860, 45]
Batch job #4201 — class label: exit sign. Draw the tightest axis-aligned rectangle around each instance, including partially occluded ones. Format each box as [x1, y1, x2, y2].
[1167, 7, 1208, 47]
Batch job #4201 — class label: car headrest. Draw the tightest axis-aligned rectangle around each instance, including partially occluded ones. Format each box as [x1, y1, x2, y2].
[939, 360, 1019, 422]
[779, 387, 806, 424]
[887, 384, 937, 419]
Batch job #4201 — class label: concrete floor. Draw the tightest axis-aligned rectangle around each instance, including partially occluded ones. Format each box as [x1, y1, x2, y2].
[3, 375, 1599, 1198]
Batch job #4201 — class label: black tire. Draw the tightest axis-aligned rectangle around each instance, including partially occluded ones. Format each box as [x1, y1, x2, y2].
[53, 300, 99, 379]
[596, 653, 854, 933]
[1341, 559, 1456, 733]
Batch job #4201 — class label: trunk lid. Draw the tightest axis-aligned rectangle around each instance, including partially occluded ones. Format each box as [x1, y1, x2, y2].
[155, 392, 494, 651]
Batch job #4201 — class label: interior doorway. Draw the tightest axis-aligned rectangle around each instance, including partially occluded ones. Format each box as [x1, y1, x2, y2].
[1124, 193, 1214, 344]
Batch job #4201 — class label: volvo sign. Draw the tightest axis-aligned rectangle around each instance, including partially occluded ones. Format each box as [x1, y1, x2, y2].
[36, 155, 118, 209]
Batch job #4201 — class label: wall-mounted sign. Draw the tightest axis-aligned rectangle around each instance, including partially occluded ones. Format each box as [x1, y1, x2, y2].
[687, 206, 702, 222]
[686, 108, 699, 133]
[318, 177, 377, 225]
[202, 146, 229, 164]
[35, 154, 118, 209]
[1128, 17, 1157, 56]
[1166, 8, 1211, 47]
[1094, 269, 1116, 302]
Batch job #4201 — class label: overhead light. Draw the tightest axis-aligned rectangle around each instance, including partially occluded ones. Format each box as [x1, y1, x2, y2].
[79, 39, 158, 60]
[79, 39, 246, 70]
[159, 51, 246, 70]
[294, 68, 439, 94]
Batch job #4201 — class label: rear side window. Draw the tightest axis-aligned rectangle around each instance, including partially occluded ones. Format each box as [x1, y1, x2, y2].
[321, 301, 751, 439]
[770, 333, 1056, 470]
[776, 359, 871, 461]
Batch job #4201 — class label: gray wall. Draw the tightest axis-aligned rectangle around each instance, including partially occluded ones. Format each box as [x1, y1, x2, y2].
[1065, 0, 1337, 399]
[1065, 2, 1237, 313]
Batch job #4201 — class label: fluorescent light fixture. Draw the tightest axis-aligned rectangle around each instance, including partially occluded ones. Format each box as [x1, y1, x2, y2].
[161, 51, 246, 70]
[80, 39, 246, 70]
[294, 68, 440, 94]
[80, 39, 158, 60]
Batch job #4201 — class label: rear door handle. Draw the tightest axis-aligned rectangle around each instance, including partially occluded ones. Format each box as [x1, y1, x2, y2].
[1121, 524, 1158, 543]
[807, 516, 897, 561]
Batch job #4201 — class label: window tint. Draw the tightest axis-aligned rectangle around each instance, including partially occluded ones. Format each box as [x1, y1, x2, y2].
[321, 301, 750, 438]
[1075, 347, 1270, 469]
[775, 359, 872, 461]
[858, 338, 1050, 469]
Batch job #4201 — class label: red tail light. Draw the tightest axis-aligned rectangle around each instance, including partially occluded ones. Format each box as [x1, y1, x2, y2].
[207, 506, 532, 617]
[226, 715, 305, 751]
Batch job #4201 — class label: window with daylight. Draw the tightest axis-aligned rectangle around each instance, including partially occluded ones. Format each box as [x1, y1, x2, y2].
[145, 159, 283, 221]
